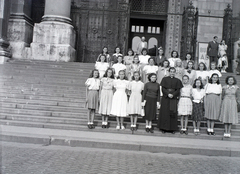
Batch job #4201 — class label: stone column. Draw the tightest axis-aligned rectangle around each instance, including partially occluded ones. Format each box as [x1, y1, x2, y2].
[0, 0, 12, 64]
[233, 38, 240, 74]
[30, 0, 76, 61]
[8, 0, 33, 59]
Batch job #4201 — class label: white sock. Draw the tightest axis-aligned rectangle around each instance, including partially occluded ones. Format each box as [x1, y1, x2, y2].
[88, 122, 91, 125]
[146, 125, 148, 128]
[207, 128, 210, 132]
[211, 129, 214, 132]
[197, 129, 200, 132]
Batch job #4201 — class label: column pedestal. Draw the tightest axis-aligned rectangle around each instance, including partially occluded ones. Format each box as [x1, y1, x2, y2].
[0, 0, 12, 64]
[29, 0, 76, 61]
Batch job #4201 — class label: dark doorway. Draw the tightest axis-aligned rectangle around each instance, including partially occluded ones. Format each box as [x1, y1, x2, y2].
[129, 18, 165, 56]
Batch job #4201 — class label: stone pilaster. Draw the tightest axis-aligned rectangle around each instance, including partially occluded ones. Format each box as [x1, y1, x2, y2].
[0, 0, 12, 63]
[165, 0, 182, 58]
[30, 0, 76, 61]
[7, 0, 33, 59]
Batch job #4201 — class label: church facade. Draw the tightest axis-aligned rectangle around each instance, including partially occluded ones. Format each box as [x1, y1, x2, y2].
[0, 0, 240, 70]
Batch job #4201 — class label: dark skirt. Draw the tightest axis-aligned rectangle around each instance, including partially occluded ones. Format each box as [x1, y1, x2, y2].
[144, 96, 157, 121]
[192, 102, 204, 121]
[158, 97, 178, 131]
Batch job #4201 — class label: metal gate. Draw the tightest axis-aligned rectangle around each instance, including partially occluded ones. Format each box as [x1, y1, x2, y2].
[71, 1, 130, 62]
[180, 2, 198, 61]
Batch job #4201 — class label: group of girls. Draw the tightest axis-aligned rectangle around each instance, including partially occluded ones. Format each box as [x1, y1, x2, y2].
[85, 46, 240, 137]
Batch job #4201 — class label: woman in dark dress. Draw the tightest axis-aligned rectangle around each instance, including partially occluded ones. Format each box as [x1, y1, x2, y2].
[158, 67, 183, 134]
[142, 73, 160, 133]
[154, 47, 167, 67]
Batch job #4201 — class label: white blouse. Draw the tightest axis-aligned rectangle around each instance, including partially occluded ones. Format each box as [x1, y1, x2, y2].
[85, 78, 100, 90]
[205, 83, 222, 94]
[208, 70, 222, 78]
[139, 55, 151, 64]
[112, 63, 126, 77]
[192, 88, 205, 103]
[143, 65, 158, 74]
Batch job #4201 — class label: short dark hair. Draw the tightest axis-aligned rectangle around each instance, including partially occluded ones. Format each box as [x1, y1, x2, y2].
[182, 75, 189, 80]
[117, 70, 128, 80]
[101, 46, 109, 54]
[132, 71, 142, 80]
[114, 46, 121, 53]
[225, 76, 237, 85]
[148, 57, 155, 63]
[127, 48, 134, 55]
[185, 53, 192, 58]
[169, 67, 176, 72]
[171, 50, 179, 58]
[132, 55, 140, 63]
[209, 73, 220, 84]
[213, 36, 218, 39]
[103, 68, 114, 79]
[97, 54, 106, 62]
[193, 79, 204, 89]
[186, 61, 195, 69]
[117, 55, 124, 63]
[197, 62, 207, 70]
[141, 48, 148, 54]
[147, 73, 157, 82]
[89, 69, 100, 78]
[162, 60, 170, 67]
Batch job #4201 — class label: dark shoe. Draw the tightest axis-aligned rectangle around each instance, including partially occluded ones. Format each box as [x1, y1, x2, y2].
[145, 128, 150, 133]
[102, 125, 104, 128]
[130, 127, 134, 131]
[134, 127, 137, 131]
[91, 124, 95, 129]
[207, 130, 211, 135]
[180, 130, 184, 134]
[88, 125, 91, 129]
[149, 128, 154, 133]
[185, 130, 188, 135]
[211, 132, 216, 136]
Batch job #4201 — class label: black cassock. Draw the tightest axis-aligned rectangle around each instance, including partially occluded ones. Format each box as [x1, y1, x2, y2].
[158, 76, 183, 131]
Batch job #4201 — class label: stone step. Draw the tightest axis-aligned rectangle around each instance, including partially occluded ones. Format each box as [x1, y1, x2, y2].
[1, 98, 85, 108]
[1, 107, 87, 117]
[1, 119, 240, 142]
[0, 91, 86, 99]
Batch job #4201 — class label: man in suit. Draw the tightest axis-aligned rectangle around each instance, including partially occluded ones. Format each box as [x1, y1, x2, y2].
[137, 36, 148, 55]
[207, 36, 219, 64]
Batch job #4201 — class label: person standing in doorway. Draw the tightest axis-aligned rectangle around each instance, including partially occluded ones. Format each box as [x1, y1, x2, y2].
[207, 36, 219, 65]
[137, 36, 148, 55]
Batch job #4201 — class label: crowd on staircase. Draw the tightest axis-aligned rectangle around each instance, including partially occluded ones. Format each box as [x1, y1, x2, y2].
[85, 40, 240, 138]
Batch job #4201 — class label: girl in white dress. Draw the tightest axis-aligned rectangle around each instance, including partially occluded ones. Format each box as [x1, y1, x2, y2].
[168, 50, 181, 67]
[196, 62, 209, 86]
[110, 70, 129, 130]
[208, 62, 222, 79]
[129, 56, 142, 80]
[139, 48, 151, 82]
[98, 68, 114, 128]
[85, 69, 100, 129]
[112, 55, 127, 79]
[124, 48, 134, 80]
[128, 71, 144, 131]
[178, 75, 192, 135]
[142, 58, 158, 83]
[174, 59, 184, 81]
[184, 61, 197, 85]
[95, 55, 109, 78]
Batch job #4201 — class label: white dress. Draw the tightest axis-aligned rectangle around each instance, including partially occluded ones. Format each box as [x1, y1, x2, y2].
[178, 84, 193, 115]
[112, 63, 126, 78]
[110, 79, 129, 117]
[95, 62, 109, 78]
[128, 81, 144, 115]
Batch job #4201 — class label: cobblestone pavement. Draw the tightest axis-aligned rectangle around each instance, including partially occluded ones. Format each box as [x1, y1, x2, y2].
[1, 142, 240, 174]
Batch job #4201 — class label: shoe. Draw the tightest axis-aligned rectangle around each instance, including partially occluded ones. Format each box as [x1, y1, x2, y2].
[87, 124, 91, 129]
[185, 130, 188, 135]
[116, 125, 120, 130]
[130, 126, 134, 131]
[211, 132, 216, 136]
[134, 127, 137, 131]
[121, 125, 125, 130]
[102, 125, 105, 128]
[149, 128, 154, 133]
[145, 128, 150, 133]
[91, 124, 95, 129]
[180, 130, 184, 134]
[207, 130, 211, 135]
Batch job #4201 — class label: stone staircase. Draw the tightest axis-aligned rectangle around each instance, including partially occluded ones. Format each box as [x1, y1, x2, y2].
[0, 59, 240, 141]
